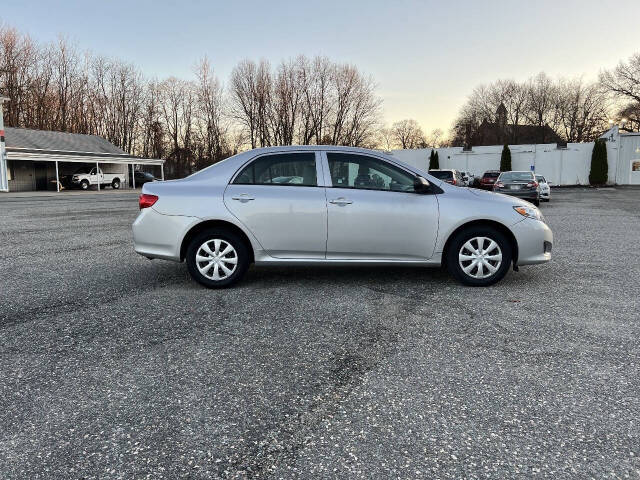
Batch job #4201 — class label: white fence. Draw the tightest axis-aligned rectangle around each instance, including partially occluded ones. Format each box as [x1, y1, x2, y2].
[390, 136, 626, 186]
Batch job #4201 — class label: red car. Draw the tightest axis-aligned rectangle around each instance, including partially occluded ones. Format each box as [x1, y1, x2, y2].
[479, 170, 501, 190]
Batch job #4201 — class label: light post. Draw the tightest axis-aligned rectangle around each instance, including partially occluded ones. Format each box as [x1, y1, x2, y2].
[0, 96, 10, 192]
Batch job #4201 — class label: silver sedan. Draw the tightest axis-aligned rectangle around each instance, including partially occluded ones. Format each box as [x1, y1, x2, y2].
[133, 146, 552, 287]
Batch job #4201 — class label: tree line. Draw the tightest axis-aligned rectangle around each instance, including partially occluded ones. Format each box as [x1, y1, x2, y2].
[451, 54, 640, 147]
[0, 24, 383, 177]
[2, 21, 640, 176]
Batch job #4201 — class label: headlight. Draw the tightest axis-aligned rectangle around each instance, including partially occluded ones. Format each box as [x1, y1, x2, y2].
[513, 205, 544, 222]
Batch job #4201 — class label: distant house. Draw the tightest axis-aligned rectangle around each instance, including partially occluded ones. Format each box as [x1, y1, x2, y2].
[1, 127, 163, 192]
[466, 103, 563, 149]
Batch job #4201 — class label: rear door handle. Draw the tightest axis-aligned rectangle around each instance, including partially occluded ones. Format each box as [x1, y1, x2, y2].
[231, 194, 255, 202]
[329, 197, 353, 206]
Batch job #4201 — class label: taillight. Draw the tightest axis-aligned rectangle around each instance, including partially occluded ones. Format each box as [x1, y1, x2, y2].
[526, 181, 539, 188]
[451, 179, 456, 185]
[494, 181, 504, 189]
[139, 194, 158, 210]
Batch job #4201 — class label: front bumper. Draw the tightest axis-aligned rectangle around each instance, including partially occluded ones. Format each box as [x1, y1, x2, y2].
[512, 218, 553, 266]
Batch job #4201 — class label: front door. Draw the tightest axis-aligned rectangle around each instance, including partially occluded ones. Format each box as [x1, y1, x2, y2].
[324, 152, 439, 260]
[224, 151, 328, 259]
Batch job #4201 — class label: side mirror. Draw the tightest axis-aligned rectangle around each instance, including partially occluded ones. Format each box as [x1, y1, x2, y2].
[414, 175, 431, 193]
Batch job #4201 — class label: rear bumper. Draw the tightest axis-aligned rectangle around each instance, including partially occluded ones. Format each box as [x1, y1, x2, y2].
[512, 218, 553, 266]
[132, 208, 198, 261]
[494, 188, 539, 201]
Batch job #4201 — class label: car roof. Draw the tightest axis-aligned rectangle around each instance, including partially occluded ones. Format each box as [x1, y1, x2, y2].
[189, 145, 437, 185]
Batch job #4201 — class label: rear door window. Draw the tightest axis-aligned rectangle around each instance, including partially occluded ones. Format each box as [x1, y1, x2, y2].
[233, 153, 317, 186]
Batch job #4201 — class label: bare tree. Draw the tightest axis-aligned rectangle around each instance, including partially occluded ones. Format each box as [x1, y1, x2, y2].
[391, 119, 425, 149]
[600, 52, 640, 132]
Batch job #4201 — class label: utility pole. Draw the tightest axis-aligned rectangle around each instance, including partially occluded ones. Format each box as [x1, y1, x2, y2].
[0, 96, 9, 192]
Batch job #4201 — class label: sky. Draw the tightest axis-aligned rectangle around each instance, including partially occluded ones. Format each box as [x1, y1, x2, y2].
[2, 0, 640, 133]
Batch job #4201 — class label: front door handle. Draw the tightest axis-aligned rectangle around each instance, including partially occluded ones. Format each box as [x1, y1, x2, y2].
[329, 197, 353, 206]
[231, 194, 255, 202]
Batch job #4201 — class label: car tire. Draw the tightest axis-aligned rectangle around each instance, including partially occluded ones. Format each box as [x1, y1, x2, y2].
[112, 179, 121, 189]
[186, 229, 250, 288]
[81, 180, 89, 190]
[446, 226, 513, 287]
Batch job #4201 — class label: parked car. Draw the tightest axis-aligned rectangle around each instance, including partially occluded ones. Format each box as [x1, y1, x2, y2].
[72, 167, 123, 190]
[458, 171, 474, 186]
[428, 169, 465, 186]
[536, 175, 551, 202]
[493, 171, 540, 206]
[479, 170, 501, 190]
[133, 146, 552, 288]
[131, 170, 156, 187]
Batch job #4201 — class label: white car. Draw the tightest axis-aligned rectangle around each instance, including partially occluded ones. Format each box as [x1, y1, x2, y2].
[536, 175, 551, 202]
[460, 171, 475, 186]
[133, 146, 553, 288]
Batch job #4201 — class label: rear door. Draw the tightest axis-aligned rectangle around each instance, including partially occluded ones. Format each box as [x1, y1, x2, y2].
[323, 152, 439, 260]
[224, 151, 328, 259]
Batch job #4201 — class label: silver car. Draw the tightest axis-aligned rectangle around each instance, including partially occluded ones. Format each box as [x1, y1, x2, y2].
[133, 146, 552, 288]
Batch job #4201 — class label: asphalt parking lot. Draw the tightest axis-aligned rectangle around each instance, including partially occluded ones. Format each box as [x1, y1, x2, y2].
[0, 188, 639, 479]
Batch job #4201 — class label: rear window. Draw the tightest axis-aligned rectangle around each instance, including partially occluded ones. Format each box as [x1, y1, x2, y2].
[483, 171, 500, 179]
[429, 170, 453, 180]
[499, 172, 534, 182]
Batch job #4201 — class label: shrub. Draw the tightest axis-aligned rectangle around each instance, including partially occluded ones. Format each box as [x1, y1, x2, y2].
[500, 144, 511, 172]
[589, 139, 608, 185]
[429, 149, 439, 169]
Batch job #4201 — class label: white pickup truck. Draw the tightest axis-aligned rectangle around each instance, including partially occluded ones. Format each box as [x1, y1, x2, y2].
[72, 167, 123, 190]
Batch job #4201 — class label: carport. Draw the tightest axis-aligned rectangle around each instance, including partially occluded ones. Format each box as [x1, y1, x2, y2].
[1, 127, 164, 193]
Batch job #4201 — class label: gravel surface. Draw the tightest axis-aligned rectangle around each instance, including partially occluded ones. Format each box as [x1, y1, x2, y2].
[0, 188, 639, 479]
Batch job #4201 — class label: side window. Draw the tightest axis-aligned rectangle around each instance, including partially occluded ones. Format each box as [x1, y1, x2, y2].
[233, 153, 317, 186]
[327, 153, 415, 192]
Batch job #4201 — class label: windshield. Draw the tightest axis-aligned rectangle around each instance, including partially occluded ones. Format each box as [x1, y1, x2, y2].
[499, 172, 534, 182]
[536, 175, 546, 183]
[429, 170, 453, 180]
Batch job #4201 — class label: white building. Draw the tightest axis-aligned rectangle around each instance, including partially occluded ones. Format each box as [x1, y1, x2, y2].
[390, 127, 640, 186]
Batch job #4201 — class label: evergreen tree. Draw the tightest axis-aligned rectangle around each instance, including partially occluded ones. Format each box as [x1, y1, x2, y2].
[429, 149, 440, 169]
[589, 139, 608, 185]
[500, 144, 512, 171]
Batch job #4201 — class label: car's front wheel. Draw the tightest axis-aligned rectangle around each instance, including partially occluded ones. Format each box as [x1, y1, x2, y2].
[186, 229, 249, 288]
[446, 226, 513, 286]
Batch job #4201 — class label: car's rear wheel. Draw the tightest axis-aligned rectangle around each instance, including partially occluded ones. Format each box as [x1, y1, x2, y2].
[112, 179, 120, 189]
[446, 226, 512, 286]
[186, 229, 249, 288]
